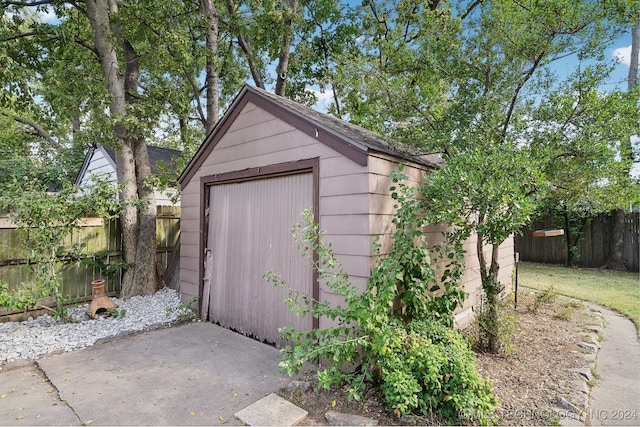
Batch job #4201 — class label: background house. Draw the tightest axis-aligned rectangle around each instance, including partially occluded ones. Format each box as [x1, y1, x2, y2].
[75, 144, 182, 206]
[178, 85, 514, 348]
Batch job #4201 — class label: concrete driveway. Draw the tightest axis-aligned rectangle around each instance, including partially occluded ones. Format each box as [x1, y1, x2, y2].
[0, 322, 298, 426]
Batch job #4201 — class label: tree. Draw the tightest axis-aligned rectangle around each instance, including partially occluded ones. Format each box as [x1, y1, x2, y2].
[80, 0, 160, 297]
[323, 0, 633, 353]
[1, 0, 350, 297]
[530, 76, 640, 267]
[0, 1, 199, 297]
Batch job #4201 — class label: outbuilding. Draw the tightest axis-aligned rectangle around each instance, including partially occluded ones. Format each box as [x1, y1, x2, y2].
[178, 85, 513, 347]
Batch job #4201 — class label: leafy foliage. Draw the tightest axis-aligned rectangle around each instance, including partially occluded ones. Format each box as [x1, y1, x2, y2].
[80, 250, 130, 288]
[0, 281, 38, 313]
[378, 319, 497, 423]
[0, 176, 121, 318]
[265, 169, 496, 424]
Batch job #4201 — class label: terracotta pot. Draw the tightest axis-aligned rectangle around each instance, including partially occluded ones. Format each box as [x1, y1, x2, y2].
[91, 279, 106, 296]
[87, 279, 116, 319]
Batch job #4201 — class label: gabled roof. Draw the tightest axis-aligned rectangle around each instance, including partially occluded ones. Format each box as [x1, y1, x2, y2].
[75, 144, 183, 185]
[179, 85, 442, 186]
[103, 145, 183, 176]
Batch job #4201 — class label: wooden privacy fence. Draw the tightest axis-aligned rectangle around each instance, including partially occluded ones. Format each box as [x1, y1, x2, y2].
[0, 206, 180, 301]
[515, 212, 639, 272]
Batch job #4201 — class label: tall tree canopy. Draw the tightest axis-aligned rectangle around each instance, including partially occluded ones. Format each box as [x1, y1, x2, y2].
[0, 0, 336, 296]
[319, 0, 638, 351]
[1, 0, 637, 305]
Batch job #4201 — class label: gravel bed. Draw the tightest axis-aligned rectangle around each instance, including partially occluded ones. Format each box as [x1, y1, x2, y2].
[0, 288, 191, 365]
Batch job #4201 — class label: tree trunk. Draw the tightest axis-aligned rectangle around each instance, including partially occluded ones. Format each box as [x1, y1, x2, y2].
[602, 209, 628, 271]
[85, 0, 160, 297]
[476, 220, 503, 354]
[563, 211, 572, 267]
[128, 136, 160, 297]
[200, 0, 220, 135]
[628, 17, 639, 91]
[274, 0, 298, 96]
[225, 0, 265, 89]
[122, 39, 160, 297]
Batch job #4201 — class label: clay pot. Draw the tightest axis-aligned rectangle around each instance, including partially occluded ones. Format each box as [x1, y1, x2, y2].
[87, 279, 117, 319]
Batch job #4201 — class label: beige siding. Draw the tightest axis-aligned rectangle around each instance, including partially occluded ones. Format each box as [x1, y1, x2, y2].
[366, 153, 515, 329]
[180, 101, 371, 317]
[180, 98, 515, 335]
[367, 153, 431, 256]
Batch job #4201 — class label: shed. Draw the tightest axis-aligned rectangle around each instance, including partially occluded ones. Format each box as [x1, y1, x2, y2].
[75, 144, 182, 206]
[178, 85, 514, 347]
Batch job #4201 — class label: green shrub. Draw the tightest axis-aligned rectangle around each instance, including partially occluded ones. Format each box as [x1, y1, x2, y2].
[266, 167, 498, 425]
[473, 296, 518, 355]
[529, 285, 557, 313]
[377, 320, 497, 423]
[0, 281, 38, 312]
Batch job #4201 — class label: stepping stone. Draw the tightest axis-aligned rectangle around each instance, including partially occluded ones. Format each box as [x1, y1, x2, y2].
[577, 342, 598, 353]
[325, 410, 379, 426]
[234, 393, 308, 426]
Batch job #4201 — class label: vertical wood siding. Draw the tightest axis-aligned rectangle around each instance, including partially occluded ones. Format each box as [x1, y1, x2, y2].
[206, 174, 313, 347]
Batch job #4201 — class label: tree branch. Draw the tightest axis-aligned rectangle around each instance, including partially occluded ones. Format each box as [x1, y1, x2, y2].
[500, 50, 546, 140]
[74, 36, 99, 58]
[225, 0, 264, 89]
[460, 0, 483, 21]
[0, 31, 41, 42]
[1, 0, 56, 6]
[2, 111, 62, 150]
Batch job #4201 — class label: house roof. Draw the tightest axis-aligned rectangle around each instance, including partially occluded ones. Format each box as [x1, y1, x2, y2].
[103, 145, 183, 176]
[75, 144, 183, 185]
[179, 85, 442, 186]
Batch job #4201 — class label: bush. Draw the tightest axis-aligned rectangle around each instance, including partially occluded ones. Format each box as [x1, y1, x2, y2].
[472, 295, 518, 355]
[266, 167, 498, 425]
[377, 320, 497, 423]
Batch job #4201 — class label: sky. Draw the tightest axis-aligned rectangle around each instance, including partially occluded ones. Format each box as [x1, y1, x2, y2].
[309, 28, 638, 112]
[602, 33, 636, 91]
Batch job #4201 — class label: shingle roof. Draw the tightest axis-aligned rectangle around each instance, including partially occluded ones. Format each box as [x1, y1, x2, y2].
[251, 86, 443, 168]
[179, 85, 442, 186]
[103, 145, 183, 176]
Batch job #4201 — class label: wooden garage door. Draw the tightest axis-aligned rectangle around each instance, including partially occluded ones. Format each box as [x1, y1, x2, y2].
[206, 173, 313, 347]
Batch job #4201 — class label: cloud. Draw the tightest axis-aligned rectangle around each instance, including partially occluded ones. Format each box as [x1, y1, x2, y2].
[612, 45, 638, 66]
[306, 88, 334, 113]
[306, 88, 334, 102]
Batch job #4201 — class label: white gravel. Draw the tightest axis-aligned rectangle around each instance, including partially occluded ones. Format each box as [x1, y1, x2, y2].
[0, 288, 193, 365]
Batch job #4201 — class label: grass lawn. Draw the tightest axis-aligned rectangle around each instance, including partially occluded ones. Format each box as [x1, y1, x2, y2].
[518, 263, 640, 333]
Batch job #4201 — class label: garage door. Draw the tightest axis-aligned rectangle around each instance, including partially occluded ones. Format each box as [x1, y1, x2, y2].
[205, 172, 314, 347]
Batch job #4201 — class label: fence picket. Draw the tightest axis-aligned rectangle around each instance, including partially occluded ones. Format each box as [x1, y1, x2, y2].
[515, 212, 639, 272]
[0, 207, 180, 302]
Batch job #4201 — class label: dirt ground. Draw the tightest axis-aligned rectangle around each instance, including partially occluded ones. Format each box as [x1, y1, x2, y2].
[279, 289, 602, 426]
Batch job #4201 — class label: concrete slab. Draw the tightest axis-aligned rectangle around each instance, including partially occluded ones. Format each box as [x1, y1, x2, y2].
[34, 322, 294, 426]
[0, 360, 79, 426]
[587, 305, 640, 426]
[234, 393, 308, 426]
